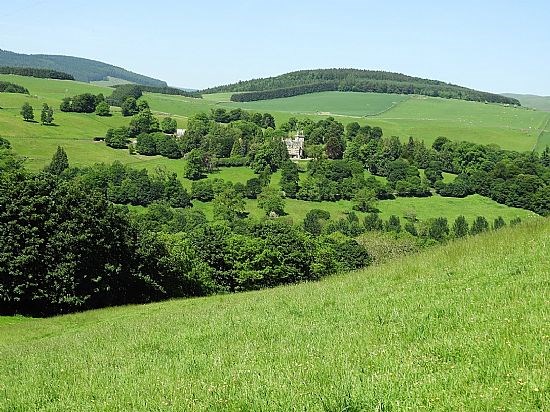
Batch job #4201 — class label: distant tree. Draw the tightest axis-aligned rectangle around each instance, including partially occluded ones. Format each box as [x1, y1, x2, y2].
[452, 215, 469, 238]
[163, 173, 191, 208]
[121, 97, 139, 116]
[541, 146, 550, 167]
[156, 135, 182, 159]
[137, 99, 150, 112]
[136, 133, 157, 155]
[404, 222, 418, 236]
[385, 215, 401, 232]
[258, 187, 285, 216]
[325, 136, 345, 159]
[346, 122, 361, 139]
[185, 149, 207, 180]
[128, 109, 159, 136]
[364, 212, 383, 231]
[20, 102, 34, 121]
[262, 113, 275, 129]
[428, 217, 449, 242]
[279, 161, 299, 197]
[161, 117, 178, 134]
[212, 188, 246, 221]
[95, 101, 111, 116]
[352, 188, 378, 212]
[245, 178, 262, 199]
[493, 216, 506, 230]
[303, 209, 330, 236]
[44, 146, 69, 175]
[432, 136, 450, 151]
[40, 103, 54, 125]
[108, 84, 143, 106]
[470, 216, 489, 235]
[105, 127, 130, 149]
[424, 160, 443, 185]
[0, 137, 11, 150]
[509, 217, 522, 226]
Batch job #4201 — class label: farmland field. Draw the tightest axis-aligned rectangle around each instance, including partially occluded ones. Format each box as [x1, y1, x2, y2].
[216, 91, 409, 117]
[1, 218, 547, 411]
[187, 192, 535, 223]
[367, 96, 549, 151]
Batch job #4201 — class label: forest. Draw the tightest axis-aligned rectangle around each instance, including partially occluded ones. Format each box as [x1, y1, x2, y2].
[0, 49, 167, 86]
[204, 69, 521, 105]
[0, 66, 74, 80]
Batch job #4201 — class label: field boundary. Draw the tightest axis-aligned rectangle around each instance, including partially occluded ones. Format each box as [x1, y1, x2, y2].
[365, 95, 411, 117]
[534, 114, 550, 151]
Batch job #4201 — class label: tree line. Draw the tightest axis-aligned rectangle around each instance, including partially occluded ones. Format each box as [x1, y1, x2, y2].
[0, 80, 28, 94]
[112, 84, 202, 98]
[0, 66, 74, 80]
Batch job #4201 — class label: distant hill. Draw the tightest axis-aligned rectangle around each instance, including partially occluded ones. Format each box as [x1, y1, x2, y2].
[203, 68, 520, 105]
[502, 93, 550, 111]
[0, 49, 167, 87]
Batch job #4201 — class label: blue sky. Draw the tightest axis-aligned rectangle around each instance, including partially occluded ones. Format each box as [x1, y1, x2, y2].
[1, 0, 548, 94]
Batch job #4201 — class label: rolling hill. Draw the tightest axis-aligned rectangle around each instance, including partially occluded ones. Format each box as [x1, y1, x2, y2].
[203, 68, 520, 105]
[0, 49, 167, 87]
[503, 93, 550, 112]
[0, 218, 547, 410]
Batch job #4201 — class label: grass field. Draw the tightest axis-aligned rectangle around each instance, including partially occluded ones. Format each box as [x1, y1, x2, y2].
[368, 96, 549, 151]
[217, 91, 409, 117]
[189, 192, 536, 223]
[503, 93, 550, 112]
[1, 218, 547, 410]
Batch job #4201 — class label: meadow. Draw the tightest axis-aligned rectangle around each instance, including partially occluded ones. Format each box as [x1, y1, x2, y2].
[1, 218, 547, 410]
[216, 91, 409, 117]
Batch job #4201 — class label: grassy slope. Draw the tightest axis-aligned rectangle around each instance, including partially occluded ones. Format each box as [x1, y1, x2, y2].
[368, 96, 548, 151]
[217, 91, 409, 116]
[503, 93, 550, 111]
[1, 219, 548, 411]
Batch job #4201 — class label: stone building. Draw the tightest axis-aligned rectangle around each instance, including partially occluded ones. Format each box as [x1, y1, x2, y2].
[284, 131, 305, 159]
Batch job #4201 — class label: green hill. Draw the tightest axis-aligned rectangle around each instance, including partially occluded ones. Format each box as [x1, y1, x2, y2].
[0, 49, 167, 87]
[0, 218, 547, 410]
[203, 68, 520, 105]
[503, 93, 550, 112]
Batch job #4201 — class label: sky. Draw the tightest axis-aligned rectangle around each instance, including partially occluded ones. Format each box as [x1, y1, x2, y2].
[1, 0, 549, 94]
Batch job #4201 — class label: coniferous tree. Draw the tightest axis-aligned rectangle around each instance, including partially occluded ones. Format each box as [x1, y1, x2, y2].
[45, 146, 69, 175]
[385, 215, 401, 232]
[470, 216, 489, 235]
[493, 216, 506, 230]
[452, 215, 469, 238]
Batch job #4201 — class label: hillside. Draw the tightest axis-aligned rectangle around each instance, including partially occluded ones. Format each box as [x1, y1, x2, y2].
[503, 93, 550, 112]
[0, 49, 167, 87]
[203, 68, 520, 105]
[209, 92, 549, 151]
[0, 218, 547, 410]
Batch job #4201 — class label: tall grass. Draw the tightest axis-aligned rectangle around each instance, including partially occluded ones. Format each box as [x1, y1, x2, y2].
[1, 218, 548, 410]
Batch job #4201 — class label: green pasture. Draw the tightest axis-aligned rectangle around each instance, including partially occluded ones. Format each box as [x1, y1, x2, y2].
[186, 191, 534, 225]
[367, 96, 550, 151]
[1, 218, 547, 410]
[217, 91, 409, 117]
